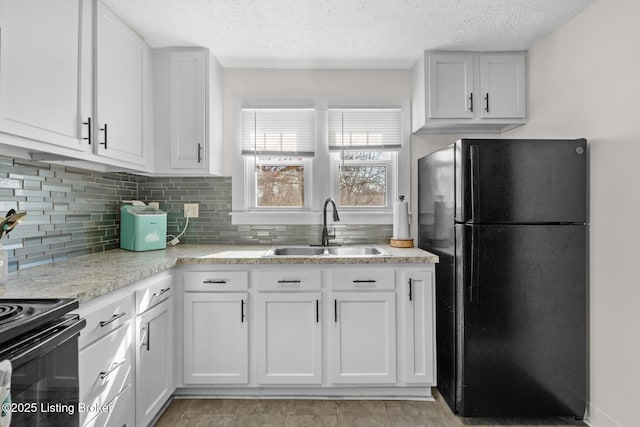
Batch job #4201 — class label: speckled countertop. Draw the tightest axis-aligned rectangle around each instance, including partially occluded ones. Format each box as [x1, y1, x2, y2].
[0, 244, 438, 303]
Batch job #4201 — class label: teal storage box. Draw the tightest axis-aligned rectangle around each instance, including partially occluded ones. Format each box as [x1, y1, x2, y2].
[120, 205, 167, 251]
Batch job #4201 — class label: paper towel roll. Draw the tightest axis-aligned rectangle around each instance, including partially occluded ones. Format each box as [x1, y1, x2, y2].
[393, 196, 410, 240]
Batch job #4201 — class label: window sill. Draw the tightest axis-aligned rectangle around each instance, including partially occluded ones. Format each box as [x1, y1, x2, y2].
[230, 211, 396, 225]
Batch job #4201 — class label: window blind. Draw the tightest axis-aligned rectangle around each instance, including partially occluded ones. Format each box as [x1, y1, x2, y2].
[328, 108, 402, 152]
[241, 108, 315, 157]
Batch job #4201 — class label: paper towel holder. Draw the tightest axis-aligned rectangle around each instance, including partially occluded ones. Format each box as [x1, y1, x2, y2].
[390, 195, 413, 248]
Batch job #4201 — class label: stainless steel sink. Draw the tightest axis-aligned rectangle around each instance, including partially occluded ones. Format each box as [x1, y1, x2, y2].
[270, 247, 326, 256]
[326, 246, 385, 256]
[263, 245, 387, 257]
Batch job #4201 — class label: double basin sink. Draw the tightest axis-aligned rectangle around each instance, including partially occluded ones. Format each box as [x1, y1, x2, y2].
[263, 245, 388, 257]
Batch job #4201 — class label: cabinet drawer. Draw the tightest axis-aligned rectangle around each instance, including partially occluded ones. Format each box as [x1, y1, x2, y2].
[82, 383, 134, 427]
[79, 324, 133, 425]
[256, 270, 321, 291]
[78, 294, 132, 349]
[135, 274, 173, 313]
[184, 271, 248, 292]
[330, 269, 395, 290]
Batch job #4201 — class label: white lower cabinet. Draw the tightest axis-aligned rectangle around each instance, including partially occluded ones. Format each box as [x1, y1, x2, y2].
[179, 264, 435, 398]
[82, 383, 134, 427]
[401, 270, 436, 384]
[77, 292, 134, 427]
[183, 292, 249, 384]
[135, 277, 174, 427]
[257, 292, 322, 384]
[330, 292, 397, 384]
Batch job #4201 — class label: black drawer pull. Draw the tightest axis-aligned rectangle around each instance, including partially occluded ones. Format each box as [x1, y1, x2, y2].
[99, 360, 125, 380]
[99, 312, 126, 327]
[152, 287, 171, 298]
[278, 280, 301, 284]
[353, 279, 376, 283]
[203, 279, 228, 284]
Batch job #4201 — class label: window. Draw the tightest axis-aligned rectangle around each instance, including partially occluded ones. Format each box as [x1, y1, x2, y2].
[232, 101, 409, 225]
[328, 108, 401, 209]
[241, 108, 314, 209]
[336, 151, 391, 208]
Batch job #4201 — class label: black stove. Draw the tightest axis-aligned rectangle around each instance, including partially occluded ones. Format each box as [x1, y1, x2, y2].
[0, 298, 84, 427]
[0, 298, 80, 345]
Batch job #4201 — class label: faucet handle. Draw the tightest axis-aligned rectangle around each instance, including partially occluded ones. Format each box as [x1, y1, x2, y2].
[326, 228, 336, 239]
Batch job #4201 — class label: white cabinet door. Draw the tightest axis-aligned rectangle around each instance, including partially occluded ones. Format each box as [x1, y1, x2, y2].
[153, 48, 223, 175]
[95, 0, 150, 167]
[0, 0, 91, 152]
[257, 292, 322, 384]
[184, 292, 248, 384]
[427, 53, 474, 119]
[170, 50, 206, 169]
[480, 54, 526, 119]
[136, 298, 173, 427]
[401, 270, 435, 384]
[330, 292, 396, 384]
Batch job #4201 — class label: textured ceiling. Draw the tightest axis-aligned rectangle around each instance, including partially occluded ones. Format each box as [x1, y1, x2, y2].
[103, 0, 594, 68]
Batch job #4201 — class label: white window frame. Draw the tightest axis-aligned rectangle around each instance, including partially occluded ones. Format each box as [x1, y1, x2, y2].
[330, 151, 396, 212]
[231, 99, 410, 225]
[247, 155, 313, 210]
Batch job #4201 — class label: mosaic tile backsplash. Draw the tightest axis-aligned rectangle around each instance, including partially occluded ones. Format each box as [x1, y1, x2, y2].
[0, 157, 392, 271]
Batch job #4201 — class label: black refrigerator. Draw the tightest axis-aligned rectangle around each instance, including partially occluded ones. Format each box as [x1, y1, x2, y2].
[418, 138, 587, 418]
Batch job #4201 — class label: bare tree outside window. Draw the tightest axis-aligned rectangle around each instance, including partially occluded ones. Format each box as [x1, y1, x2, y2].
[338, 150, 387, 207]
[256, 165, 304, 207]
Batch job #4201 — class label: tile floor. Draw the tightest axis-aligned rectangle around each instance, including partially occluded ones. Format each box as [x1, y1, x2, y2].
[154, 391, 586, 427]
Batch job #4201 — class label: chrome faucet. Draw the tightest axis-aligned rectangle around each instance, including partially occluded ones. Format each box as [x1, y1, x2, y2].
[320, 197, 340, 246]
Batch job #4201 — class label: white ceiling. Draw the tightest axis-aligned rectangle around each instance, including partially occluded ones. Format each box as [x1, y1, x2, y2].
[103, 0, 595, 69]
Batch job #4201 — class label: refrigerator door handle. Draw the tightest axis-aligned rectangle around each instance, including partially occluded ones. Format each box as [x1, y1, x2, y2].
[469, 145, 480, 222]
[469, 226, 480, 302]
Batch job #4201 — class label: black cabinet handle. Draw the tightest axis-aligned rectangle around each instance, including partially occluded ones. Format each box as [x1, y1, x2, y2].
[145, 321, 150, 351]
[278, 280, 301, 284]
[468, 93, 473, 112]
[99, 312, 126, 327]
[100, 123, 108, 149]
[197, 143, 203, 163]
[334, 299, 338, 323]
[241, 299, 245, 323]
[353, 279, 376, 283]
[203, 279, 228, 284]
[316, 299, 319, 323]
[83, 117, 92, 145]
[152, 287, 170, 298]
[99, 360, 125, 380]
[484, 93, 489, 112]
[409, 278, 413, 302]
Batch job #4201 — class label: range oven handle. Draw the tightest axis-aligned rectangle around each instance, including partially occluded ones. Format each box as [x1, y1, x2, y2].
[6, 315, 86, 369]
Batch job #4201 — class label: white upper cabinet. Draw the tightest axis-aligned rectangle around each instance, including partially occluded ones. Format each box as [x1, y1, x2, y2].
[479, 54, 526, 119]
[0, 0, 92, 154]
[94, 0, 152, 170]
[427, 54, 475, 119]
[412, 51, 527, 133]
[153, 48, 223, 175]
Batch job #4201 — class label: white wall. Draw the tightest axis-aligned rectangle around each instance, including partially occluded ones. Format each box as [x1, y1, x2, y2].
[505, 0, 640, 425]
[220, 68, 411, 177]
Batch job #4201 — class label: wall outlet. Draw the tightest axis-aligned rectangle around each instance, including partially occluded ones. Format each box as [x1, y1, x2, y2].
[148, 201, 159, 209]
[184, 203, 199, 218]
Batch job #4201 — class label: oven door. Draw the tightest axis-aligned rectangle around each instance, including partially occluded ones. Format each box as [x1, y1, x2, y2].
[0, 314, 85, 427]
